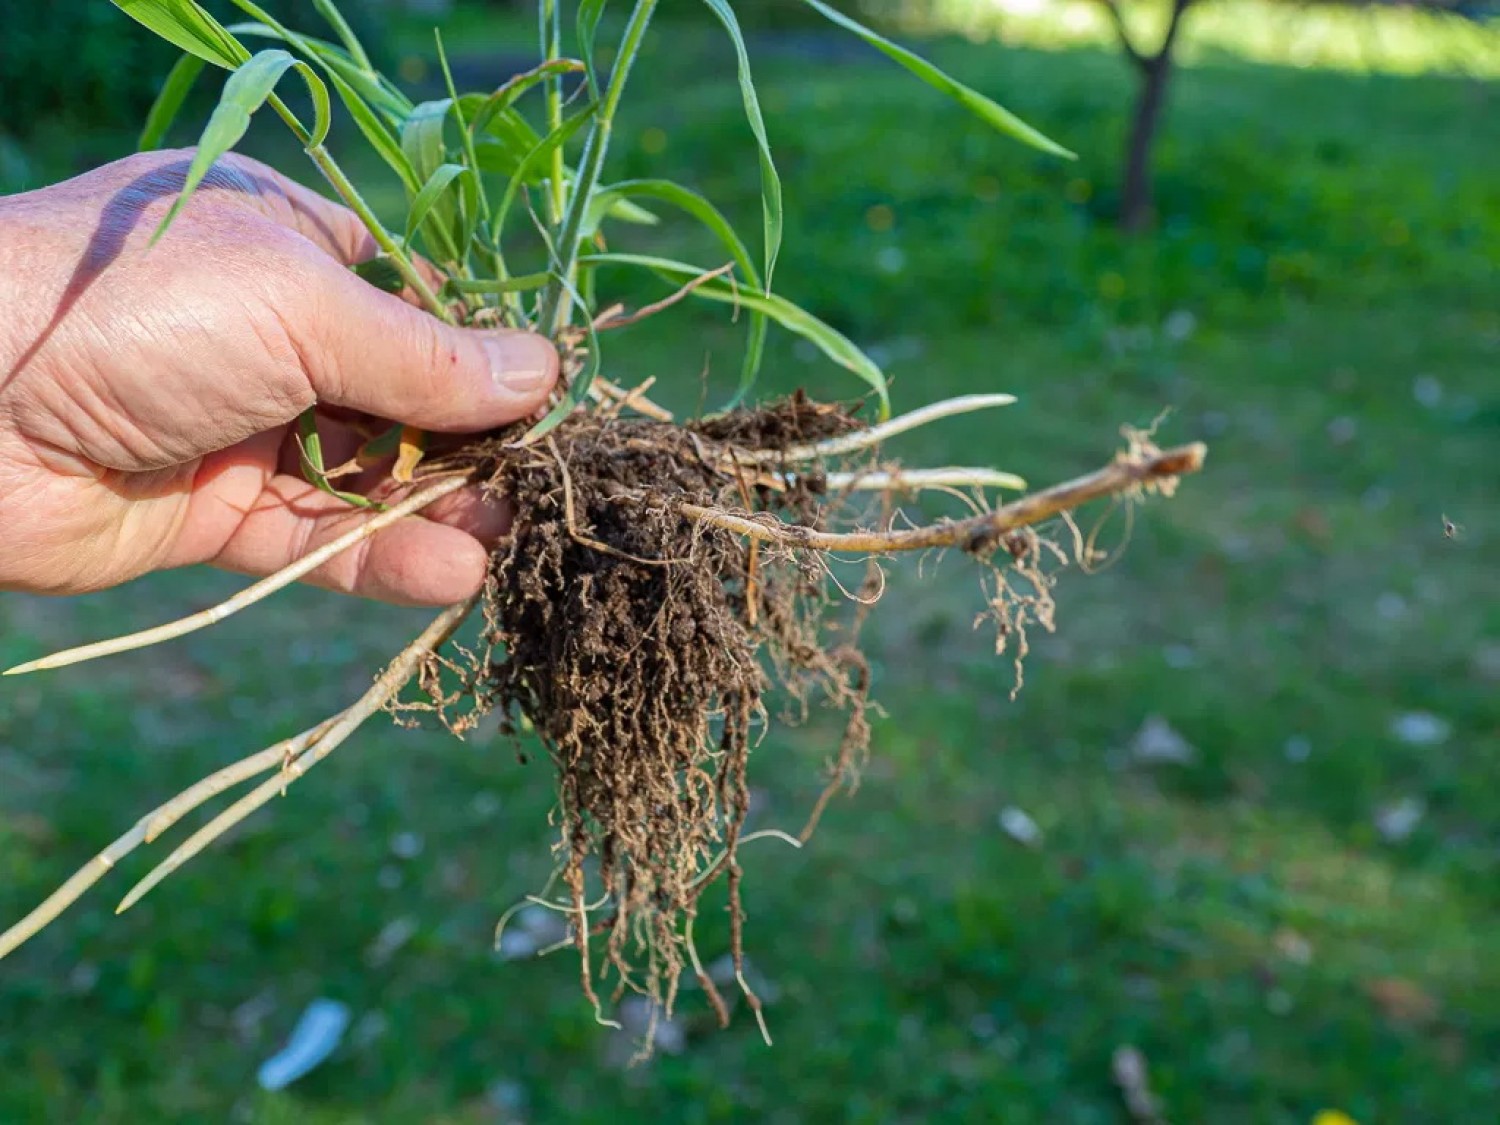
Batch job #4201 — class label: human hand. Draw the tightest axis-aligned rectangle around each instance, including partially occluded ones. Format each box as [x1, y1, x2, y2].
[0, 149, 557, 605]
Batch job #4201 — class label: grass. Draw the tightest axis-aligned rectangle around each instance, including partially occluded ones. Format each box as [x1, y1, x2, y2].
[2, 3, 1498, 1121]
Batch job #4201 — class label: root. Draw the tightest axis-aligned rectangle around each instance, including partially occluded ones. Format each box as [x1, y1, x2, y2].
[677, 442, 1205, 555]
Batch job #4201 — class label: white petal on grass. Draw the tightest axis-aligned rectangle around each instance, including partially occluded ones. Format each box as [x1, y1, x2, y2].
[1389, 712, 1451, 746]
[1129, 715, 1197, 766]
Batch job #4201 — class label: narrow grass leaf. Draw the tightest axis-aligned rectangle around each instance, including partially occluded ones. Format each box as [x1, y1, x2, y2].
[295, 409, 378, 509]
[583, 252, 889, 415]
[405, 163, 470, 251]
[588, 179, 766, 402]
[310, 0, 372, 70]
[800, 0, 1074, 159]
[468, 60, 587, 137]
[351, 257, 407, 294]
[577, 0, 607, 98]
[446, 273, 552, 295]
[699, 0, 782, 290]
[433, 31, 488, 249]
[138, 53, 206, 150]
[402, 99, 453, 182]
[521, 278, 602, 444]
[153, 50, 330, 240]
[112, 0, 247, 69]
[494, 103, 598, 238]
[230, 20, 411, 121]
[325, 68, 419, 194]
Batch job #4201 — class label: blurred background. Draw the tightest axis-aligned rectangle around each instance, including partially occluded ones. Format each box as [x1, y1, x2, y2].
[1, 1, 1498, 1121]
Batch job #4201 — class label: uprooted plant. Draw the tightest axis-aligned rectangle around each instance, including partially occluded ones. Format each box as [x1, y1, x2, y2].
[0, 0, 1206, 1052]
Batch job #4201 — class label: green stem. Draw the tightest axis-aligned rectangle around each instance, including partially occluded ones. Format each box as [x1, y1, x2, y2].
[539, 0, 660, 337]
[262, 91, 451, 323]
[542, 0, 566, 228]
[311, 142, 453, 322]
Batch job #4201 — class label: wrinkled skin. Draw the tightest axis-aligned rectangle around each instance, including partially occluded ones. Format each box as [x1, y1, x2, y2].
[0, 150, 558, 605]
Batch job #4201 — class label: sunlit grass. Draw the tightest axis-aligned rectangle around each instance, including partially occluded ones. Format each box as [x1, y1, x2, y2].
[866, 0, 1500, 77]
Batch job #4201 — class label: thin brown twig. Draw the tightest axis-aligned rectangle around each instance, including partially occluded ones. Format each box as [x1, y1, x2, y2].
[677, 443, 1206, 554]
[593, 263, 736, 333]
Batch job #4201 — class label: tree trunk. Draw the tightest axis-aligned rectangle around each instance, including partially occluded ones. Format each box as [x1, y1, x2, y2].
[1119, 55, 1173, 233]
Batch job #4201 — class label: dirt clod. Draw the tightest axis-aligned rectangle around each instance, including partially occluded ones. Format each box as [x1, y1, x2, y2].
[447, 404, 872, 1046]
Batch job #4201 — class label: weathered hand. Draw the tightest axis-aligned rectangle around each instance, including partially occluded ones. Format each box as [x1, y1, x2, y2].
[0, 149, 557, 605]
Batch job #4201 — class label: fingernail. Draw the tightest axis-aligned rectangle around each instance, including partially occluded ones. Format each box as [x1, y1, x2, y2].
[483, 333, 556, 395]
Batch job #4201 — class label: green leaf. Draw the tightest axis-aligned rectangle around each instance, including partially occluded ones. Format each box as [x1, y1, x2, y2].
[401, 99, 453, 183]
[112, 0, 247, 69]
[699, 0, 783, 291]
[401, 99, 472, 260]
[577, 0, 607, 98]
[405, 162, 470, 251]
[587, 179, 766, 404]
[310, 0, 372, 70]
[351, 257, 407, 294]
[325, 68, 419, 194]
[800, 0, 1075, 159]
[468, 60, 587, 137]
[153, 49, 331, 241]
[522, 277, 602, 444]
[603, 197, 658, 225]
[229, 20, 410, 122]
[295, 409, 380, 509]
[434, 31, 489, 250]
[493, 102, 598, 238]
[138, 53, 206, 151]
[446, 273, 551, 295]
[583, 251, 890, 417]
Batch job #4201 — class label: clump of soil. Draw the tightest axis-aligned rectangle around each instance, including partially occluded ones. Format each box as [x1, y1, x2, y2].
[447, 397, 880, 1042]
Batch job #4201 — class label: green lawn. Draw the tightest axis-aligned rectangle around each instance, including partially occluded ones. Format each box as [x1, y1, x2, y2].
[2, 6, 1498, 1123]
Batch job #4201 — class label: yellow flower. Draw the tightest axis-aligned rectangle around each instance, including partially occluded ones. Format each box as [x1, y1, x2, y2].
[1312, 1111, 1359, 1125]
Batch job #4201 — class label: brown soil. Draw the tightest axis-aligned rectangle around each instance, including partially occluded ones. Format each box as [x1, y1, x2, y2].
[440, 399, 879, 1049]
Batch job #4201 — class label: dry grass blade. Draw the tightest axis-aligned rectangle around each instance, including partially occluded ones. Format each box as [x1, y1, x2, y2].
[0, 722, 328, 960]
[4, 475, 470, 676]
[113, 596, 476, 915]
[743, 392, 1018, 462]
[823, 467, 1029, 492]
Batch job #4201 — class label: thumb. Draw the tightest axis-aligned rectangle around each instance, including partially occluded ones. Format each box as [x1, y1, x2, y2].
[294, 259, 559, 432]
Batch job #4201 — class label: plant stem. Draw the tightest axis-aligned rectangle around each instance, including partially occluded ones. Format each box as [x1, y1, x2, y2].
[539, 0, 661, 337]
[262, 94, 452, 322]
[542, 0, 566, 228]
[737, 392, 1018, 463]
[0, 722, 328, 961]
[307, 143, 453, 320]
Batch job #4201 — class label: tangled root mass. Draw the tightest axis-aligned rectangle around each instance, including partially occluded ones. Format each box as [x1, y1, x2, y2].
[437, 394, 1048, 1051]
